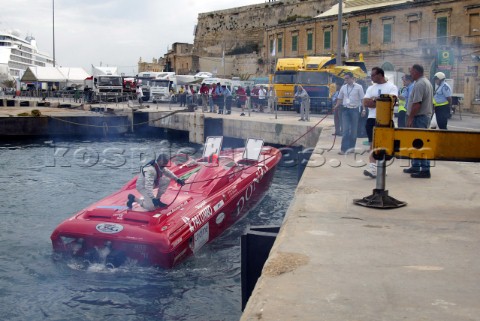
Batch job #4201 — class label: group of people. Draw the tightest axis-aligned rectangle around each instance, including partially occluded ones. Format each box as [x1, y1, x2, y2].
[333, 64, 452, 180]
[177, 85, 198, 107]
[188, 83, 274, 115]
[125, 65, 450, 211]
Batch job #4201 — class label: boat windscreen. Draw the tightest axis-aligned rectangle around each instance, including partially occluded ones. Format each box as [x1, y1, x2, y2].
[203, 136, 223, 158]
[243, 138, 264, 161]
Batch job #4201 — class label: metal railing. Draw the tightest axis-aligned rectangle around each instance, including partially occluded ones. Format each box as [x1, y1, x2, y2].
[12, 90, 335, 117]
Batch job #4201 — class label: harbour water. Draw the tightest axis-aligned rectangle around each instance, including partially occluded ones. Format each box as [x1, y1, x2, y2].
[0, 137, 296, 321]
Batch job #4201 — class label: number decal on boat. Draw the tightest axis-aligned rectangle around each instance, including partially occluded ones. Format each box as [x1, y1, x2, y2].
[192, 223, 209, 252]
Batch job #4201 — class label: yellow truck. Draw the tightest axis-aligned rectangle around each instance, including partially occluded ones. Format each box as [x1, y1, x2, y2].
[273, 55, 367, 112]
[272, 58, 304, 110]
[292, 55, 367, 113]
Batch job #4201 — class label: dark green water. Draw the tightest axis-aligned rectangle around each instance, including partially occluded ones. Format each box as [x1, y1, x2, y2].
[0, 137, 296, 321]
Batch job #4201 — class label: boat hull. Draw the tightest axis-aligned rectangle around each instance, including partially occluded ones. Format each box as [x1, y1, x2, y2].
[51, 146, 281, 268]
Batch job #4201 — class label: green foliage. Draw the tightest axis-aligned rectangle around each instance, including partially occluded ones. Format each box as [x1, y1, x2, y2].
[2, 79, 15, 88]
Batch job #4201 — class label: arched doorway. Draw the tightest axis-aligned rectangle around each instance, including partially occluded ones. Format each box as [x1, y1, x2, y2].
[381, 62, 395, 71]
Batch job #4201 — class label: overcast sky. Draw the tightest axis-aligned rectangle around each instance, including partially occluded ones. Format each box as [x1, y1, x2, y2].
[0, 0, 263, 75]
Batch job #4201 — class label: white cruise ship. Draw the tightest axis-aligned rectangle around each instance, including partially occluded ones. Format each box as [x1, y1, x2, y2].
[0, 29, 54, 81]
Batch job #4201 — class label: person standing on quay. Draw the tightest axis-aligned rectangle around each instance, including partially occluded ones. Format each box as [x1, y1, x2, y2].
[334, 72, 364, 155]
[136, 85, 143, 106]
[432, 71, 452, 130]
[331, 80, 343, 136]
[222, 85, 232, 114]
[267, 86, 275, 113]
[362, 67, 398, 178]
[404, 64, 433, 178]
[200, 83, 209, 112]
[397, 75, 414, 128]
[215, 83, 225, 114]
[258, 85, 267, 112]
[295, 85, 310, 121]
[209, 83, 216, 112]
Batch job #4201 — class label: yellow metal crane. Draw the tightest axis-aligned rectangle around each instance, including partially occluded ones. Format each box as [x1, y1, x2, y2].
[354, 95, 480, 209]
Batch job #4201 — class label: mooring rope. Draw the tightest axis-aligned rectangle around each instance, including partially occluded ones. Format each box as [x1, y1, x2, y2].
[46, 108, 188, 128]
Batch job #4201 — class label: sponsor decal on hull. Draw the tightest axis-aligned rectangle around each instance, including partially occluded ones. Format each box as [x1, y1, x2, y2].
[235, 165, 269, 217]
[194, 200, 207, 210]
[213, 199, 224, 212]
[96, 223, 124, 234]
[216, 212, 226, 225]
[166, 199, 190, 216]
[182, 205, 214, 233]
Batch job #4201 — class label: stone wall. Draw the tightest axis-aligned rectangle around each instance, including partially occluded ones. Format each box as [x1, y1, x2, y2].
[194, 0, 335, 57]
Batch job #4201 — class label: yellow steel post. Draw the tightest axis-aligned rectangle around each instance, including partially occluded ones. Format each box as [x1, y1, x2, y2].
[354, 94, 407, 209]
[375, 94, 394, 128]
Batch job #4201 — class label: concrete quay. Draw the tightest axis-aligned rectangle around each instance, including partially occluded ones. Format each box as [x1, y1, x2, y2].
[241, 125, 480, 320]
[0, 105, 129, 137]
[145, 107, 323, 147]
[0, 97, 324, 145]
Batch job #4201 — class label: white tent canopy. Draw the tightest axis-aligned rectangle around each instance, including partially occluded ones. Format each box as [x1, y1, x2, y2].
[21, 66, 90, 87]
[58, 67, 90, 86]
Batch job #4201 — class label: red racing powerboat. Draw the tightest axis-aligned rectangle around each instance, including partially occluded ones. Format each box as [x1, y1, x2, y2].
[51, 137, 281, 268]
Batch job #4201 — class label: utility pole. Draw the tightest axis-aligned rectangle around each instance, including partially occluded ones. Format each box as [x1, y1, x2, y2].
[336, 0, 343, 66]
[52, 0, 56, 67]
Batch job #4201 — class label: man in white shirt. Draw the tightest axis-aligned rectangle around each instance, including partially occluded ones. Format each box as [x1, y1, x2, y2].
[334, 72, 364, 154]
[136, 85, 143, 105]
[362, 67, 398, 178]
[258, 85, 267, 112]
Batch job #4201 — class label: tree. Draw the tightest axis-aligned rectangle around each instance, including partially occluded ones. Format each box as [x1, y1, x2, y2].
[1, 80, 15, 88]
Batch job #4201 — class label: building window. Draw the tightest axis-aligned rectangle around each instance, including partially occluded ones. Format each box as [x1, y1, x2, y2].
[324, 30, 331, 50]
[470, 13, 480, 36]
[270, 39, 274, 54]
[342, 29, 347, 46]
[360, 26, 369, 45]
[307, 33, 313, 51]
[292, 35, 298, 52]
[278, 37, 283, 53]
[437, 16, 448, 45]
[383, 24, 392, 43]
[409, 20, 419, 41]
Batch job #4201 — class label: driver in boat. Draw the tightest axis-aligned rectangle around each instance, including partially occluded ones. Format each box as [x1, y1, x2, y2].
[127, 154, 185, 210]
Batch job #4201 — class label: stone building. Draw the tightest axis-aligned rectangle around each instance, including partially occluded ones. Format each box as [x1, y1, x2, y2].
[263, 0, 480, 111]
[138, 57, 164, 73]
[193, 0, 335, 76]
[139, 43, 197, 75]
[163, 42, 197, 75]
